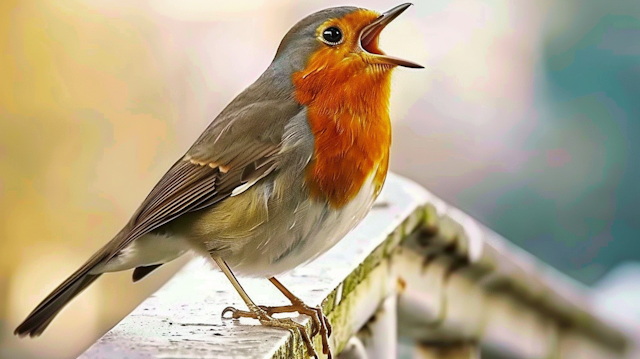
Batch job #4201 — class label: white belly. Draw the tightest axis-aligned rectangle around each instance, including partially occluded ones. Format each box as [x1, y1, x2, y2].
[227, 174, 380, 277]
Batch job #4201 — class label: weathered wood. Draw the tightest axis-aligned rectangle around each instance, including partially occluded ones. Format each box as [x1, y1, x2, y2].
[80, 173, 634, 359]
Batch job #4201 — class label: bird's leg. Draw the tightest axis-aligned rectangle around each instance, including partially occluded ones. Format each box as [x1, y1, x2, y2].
[212, 257, 318, 359]
[268, 277, 332, 355]
[222, 277, 332, 359]
[223, 277, 332, 358]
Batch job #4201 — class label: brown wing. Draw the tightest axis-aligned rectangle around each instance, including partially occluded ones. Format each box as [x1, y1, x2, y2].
[115, 149, 277, 255]
[107, 99, 300, 259]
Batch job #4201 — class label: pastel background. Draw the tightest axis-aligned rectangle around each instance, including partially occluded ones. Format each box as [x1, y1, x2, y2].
[1, 0, 638, 358]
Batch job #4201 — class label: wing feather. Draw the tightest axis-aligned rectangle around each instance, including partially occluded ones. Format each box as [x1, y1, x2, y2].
[103, 100, 300, 261]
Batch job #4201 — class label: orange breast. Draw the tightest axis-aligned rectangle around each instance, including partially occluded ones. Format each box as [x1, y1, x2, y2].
[292, 48, 392, 209]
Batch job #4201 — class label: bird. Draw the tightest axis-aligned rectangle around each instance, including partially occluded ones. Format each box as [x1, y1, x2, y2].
[14, 3, 422, 358]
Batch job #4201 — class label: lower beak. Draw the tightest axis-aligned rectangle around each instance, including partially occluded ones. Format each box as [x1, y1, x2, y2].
[359, 3, 424, 69]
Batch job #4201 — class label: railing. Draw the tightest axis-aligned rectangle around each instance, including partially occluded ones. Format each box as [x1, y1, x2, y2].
[80, 173, 635, 359]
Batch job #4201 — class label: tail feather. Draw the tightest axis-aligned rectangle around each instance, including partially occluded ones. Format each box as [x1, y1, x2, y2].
[132, 264, 163, 282]
[14, 249, 109, 337]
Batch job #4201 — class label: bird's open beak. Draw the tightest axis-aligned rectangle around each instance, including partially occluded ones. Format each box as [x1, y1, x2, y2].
[359, 3, 424, 69]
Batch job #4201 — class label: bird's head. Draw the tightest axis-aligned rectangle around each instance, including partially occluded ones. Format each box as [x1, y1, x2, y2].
[274, 3, 422, 103]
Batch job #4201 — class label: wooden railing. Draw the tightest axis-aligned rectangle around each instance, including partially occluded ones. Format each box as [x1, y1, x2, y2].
[80, 174, 635, 359]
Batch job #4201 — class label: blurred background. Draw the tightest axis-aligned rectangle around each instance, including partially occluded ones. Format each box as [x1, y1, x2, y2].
[0, 0, 638, 358]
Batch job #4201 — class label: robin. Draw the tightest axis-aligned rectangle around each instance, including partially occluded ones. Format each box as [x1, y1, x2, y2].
[14, 3, 422, 358]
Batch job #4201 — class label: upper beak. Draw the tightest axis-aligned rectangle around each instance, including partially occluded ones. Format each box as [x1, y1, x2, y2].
[359, 3, 424, 69]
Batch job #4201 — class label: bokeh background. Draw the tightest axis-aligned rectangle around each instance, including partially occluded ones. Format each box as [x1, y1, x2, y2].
[1, 0, 638, 358]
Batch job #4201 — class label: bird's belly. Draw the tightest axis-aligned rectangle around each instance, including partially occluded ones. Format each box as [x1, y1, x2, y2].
[225, 174, 380, 277]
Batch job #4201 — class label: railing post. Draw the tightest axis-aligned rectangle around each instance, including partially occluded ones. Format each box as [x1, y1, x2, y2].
[338, 295, 398, 359]
[364, 295, 399, 359]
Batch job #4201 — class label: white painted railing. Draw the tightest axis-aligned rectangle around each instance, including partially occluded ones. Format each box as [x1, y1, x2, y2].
[80, 174, 634, 359]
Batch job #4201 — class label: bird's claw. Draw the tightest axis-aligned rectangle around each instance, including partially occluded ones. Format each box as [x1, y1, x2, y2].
[221, 304, 331, 359]
[221, 306, 244, 319]
[260, 304, 331, 336]
[260, 302, 332, 358]
[221, 305, 321, 358]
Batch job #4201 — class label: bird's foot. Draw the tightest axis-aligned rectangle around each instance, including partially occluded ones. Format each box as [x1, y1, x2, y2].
[222, 303, 332, 359]
[261, 302, 332, 356]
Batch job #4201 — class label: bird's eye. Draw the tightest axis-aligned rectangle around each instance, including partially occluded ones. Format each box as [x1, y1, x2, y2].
[321, 27, 343, 45]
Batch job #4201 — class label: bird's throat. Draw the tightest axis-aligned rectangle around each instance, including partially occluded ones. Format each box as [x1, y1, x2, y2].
[292, 61, 392, 209]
